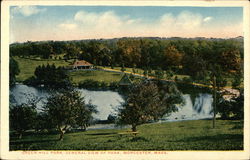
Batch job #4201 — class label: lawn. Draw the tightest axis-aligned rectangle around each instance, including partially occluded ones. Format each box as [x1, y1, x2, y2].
[14, 57, 123, 84]
[69, 70, 124, 84]
[14, 56, 73, 82]
[103, 66, 190, 80]
[10, 120, 243, 150]
[14, 57, 242, 88]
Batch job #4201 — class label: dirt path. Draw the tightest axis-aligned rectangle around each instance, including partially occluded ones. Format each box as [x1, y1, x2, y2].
[101, 67, 240, 97]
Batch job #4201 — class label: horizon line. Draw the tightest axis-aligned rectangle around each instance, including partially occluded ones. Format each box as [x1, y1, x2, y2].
[10, 35, 244, 44]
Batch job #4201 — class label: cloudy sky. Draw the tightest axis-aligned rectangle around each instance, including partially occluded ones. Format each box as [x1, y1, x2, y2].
[10, 6, 243, 43]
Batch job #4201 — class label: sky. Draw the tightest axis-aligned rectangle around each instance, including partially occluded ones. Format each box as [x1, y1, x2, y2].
[9, 6, 243, 43]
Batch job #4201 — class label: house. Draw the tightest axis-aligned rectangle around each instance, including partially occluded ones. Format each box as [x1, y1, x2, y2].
[119, 74, 133, 86]
[72, 60, 94, 70]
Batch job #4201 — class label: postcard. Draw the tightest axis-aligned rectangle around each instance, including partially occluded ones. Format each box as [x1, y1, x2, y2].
[1, 0, 250, 160]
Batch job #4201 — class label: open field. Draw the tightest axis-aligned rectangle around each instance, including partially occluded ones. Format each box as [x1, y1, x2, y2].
[69, 70, 123, 84]
[10, 120, 243, 150]
[103, 66, 190, 80]
[14, 57, 123, 84]
[14, 57, 242, 88]
[14, 56, 73, 82]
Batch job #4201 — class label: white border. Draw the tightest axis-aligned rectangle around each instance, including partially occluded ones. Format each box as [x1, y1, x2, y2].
[1, 1, 250, 160]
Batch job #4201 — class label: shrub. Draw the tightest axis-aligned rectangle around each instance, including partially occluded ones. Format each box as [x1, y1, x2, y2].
[217, 90, 244, 120]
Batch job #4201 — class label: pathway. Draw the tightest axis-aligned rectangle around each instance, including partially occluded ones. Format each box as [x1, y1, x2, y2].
[100, 67, 240, 97]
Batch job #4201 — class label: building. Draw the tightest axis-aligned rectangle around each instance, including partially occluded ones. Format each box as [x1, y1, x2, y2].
[72, 60, 93, 70]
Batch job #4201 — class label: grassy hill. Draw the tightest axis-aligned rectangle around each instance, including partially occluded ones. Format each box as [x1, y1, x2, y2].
[10, 120, 243, 150]
[14, 56, 123, 84]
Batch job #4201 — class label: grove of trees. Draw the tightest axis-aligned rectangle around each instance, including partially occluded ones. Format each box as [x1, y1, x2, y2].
[10, 37, 243, 83]
[10, 89, 97, 140]
[24, 64, 71, 89]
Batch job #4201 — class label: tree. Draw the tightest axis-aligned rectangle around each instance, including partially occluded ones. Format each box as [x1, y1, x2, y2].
[121, 63, 126, 72]
[163, 45, 183, 69]
[117, 80, 183, 132]
[217, 89, 243, 120]
[43, 89, 97, 140]
[10, 104, 37, 139]
[75, 103, 97, 131]
[34, 112, 54, 132]
[155, 68, 164, 79]
[9, 57, 20, 86]
[207, 64, 227, 128]
[28, 64, 72, 89]
[143, 68, 148, 77]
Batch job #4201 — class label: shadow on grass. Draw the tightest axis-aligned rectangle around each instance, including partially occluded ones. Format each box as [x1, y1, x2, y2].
[129, 136, 149, 142]
[10, 131, 59, 137]
[231, 125, 243, 130]
[10, 139, 58, 145]
[181, 134, 243, 142]
[226, 120, 243, 125]
[85, 132, 117, 136]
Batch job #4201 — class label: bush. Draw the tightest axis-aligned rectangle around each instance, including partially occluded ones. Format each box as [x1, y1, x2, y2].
[109, 82, 119, 89]
[10, 104, 37, 139]
[217, 90, 244, 120]
[23, 76, 39, 86]
[107, 114, 117, 123]
[182, 77, 193, 83]
[78, 79, 100, 89]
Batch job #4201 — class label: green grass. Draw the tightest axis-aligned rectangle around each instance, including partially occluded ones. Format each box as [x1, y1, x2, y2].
[14, 56, 73, 82]
[14, 57, 242, 88]
[14, 57, 123, 84]
[69, 70, 124, 84]
[10, 120, 243, 150]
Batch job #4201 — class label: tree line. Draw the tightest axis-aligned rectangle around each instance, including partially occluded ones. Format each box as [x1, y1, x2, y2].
[10, 38, 243, 78]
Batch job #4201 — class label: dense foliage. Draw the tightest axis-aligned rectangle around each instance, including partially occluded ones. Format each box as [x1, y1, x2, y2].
[10, 104, 37, 139]
[43, 89, 97, 140]
[10, 38, 243, 81]
[9, 57, 20, 86]
[24, 64, 71, 89]
[117, 80, 184, 132]
[217, 89, 244, 120]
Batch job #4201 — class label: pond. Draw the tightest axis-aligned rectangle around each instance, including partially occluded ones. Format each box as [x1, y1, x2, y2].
[10, 84, 213, 128]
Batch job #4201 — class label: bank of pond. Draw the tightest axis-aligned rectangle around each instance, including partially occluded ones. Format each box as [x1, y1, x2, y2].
[10, 83, 213, 125]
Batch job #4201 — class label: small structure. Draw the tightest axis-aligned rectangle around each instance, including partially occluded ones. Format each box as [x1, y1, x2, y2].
[72, 60, 93, 70]
[119, 74, 133, 86]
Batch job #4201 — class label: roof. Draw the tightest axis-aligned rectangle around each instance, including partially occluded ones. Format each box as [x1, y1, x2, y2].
[73, 60, 93, 66]
[119, 74, 133, 86]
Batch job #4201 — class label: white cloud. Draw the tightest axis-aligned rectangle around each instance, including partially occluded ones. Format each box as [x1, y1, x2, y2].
[203, 16, 213, 22]
[58, 23, 77, 30]
[11, 9, 241, 43]
[12, 6, 46, 16]
[158, 11, 203, 32]
[74, 10, 129, 29]
[55, 10, 239, 40]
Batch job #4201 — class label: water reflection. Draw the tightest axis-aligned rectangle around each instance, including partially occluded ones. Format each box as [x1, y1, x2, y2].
[10, 84, 213, 122]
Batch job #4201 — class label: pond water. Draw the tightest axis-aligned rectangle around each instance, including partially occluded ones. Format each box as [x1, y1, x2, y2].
[10, 84, 213, 127]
